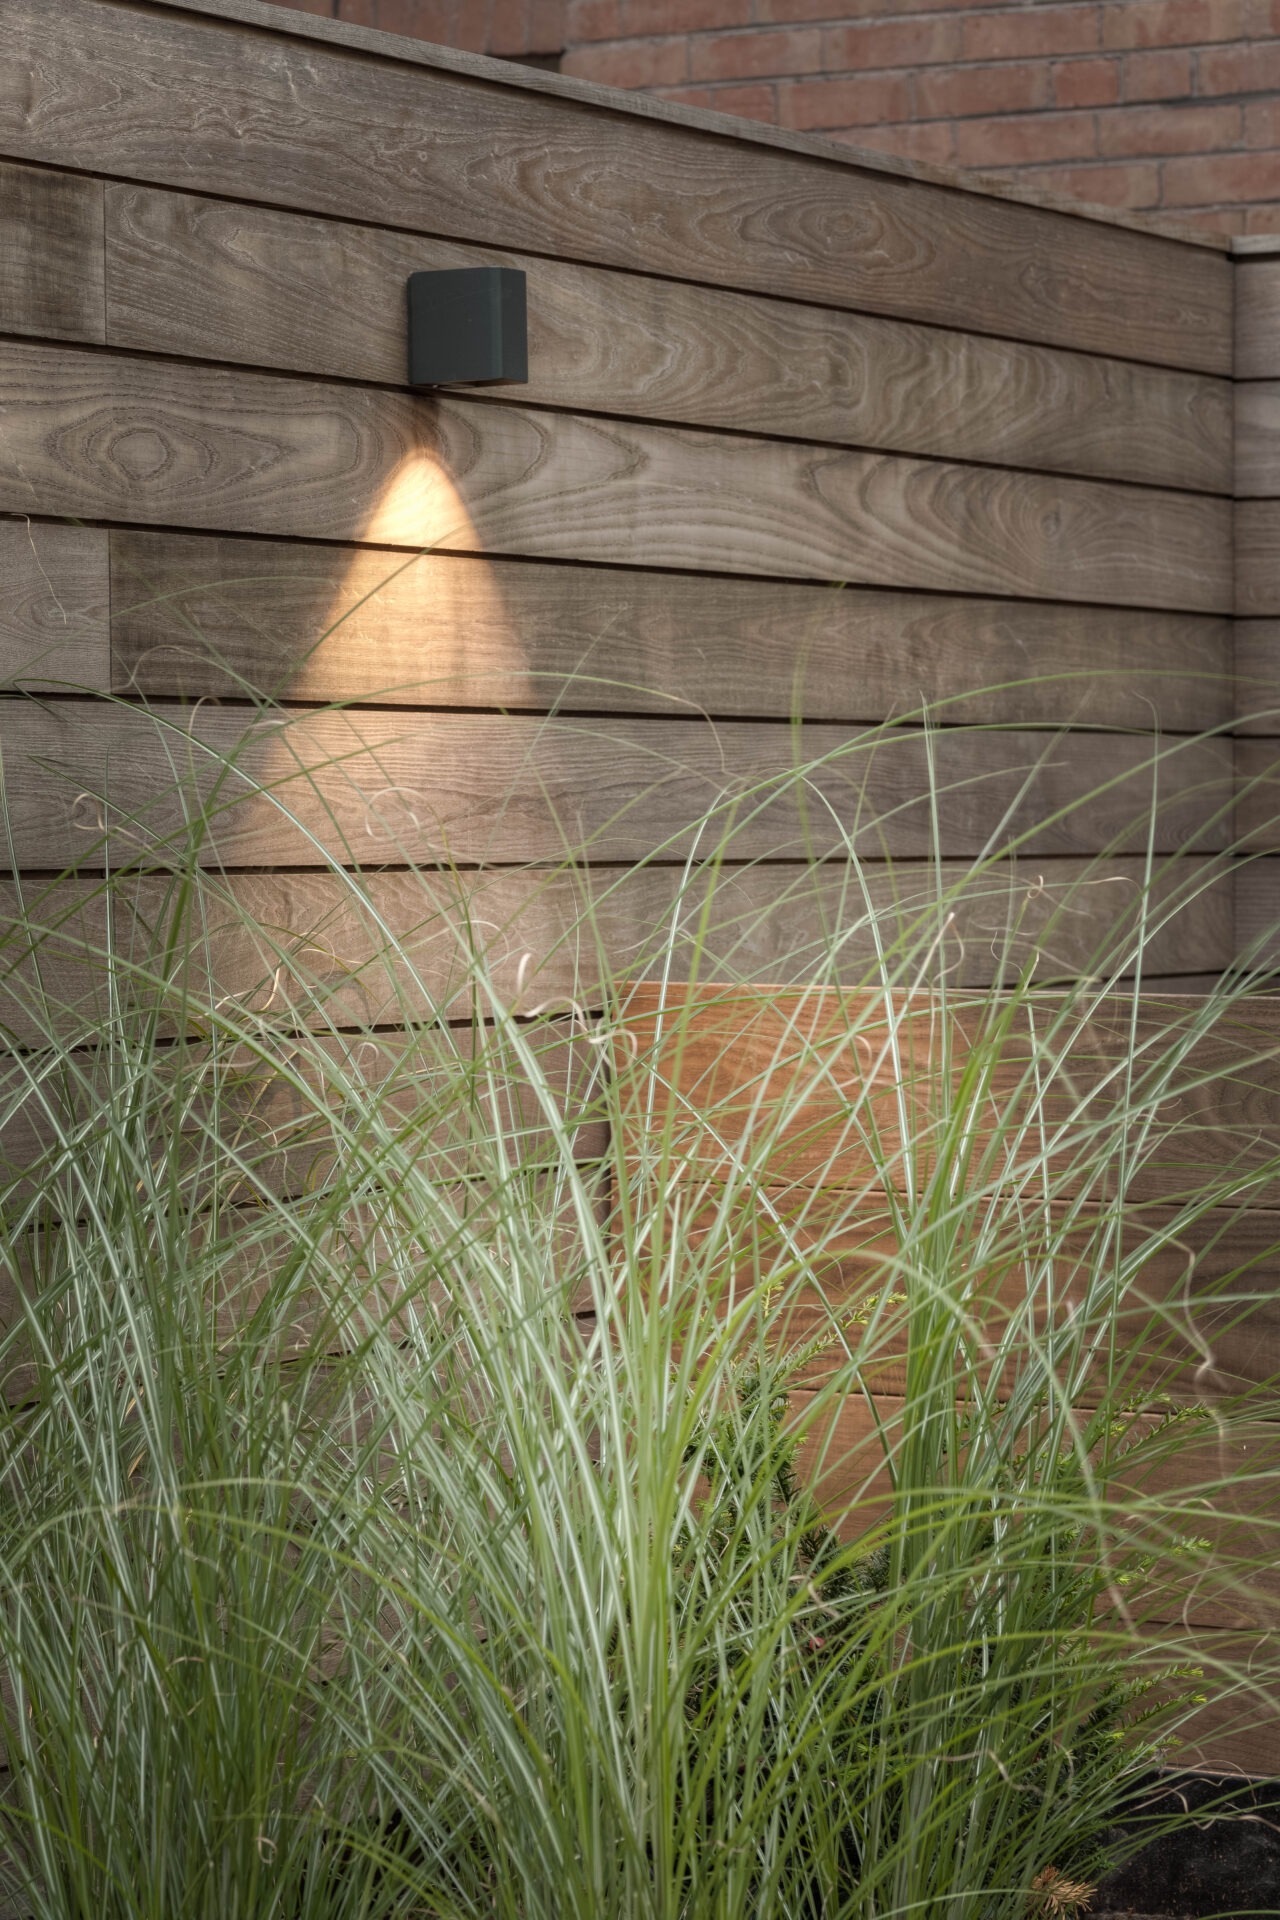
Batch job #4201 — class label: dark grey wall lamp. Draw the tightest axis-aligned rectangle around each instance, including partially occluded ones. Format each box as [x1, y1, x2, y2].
[407, 268, 528, 388]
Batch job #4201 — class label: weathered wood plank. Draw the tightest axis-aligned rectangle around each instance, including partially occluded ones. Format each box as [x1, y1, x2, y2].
[617, 985, 1280, 1205]
[1234, 621, 1280, 733]
[0, 0, 1232, 372]
[0, 701, 1233, 874]
[0, 522, 109, 692]
[127, 0, 1232, 251]
[0, 1172, 604, 1404]
[109, 531, 1234, 731]
[0, 856, 1233, 1047]
[0, 348, 1233, 611]
[103, 185, 1233, 495]
[666, 1190, 1280, 1406]
[1234, 740, 1280, 850]
[0, 162, 104, 343]
[0, 1018, 609, 1221]
[1152, 1650, 1280, 1774]
[792, 1390, 1280, 1633]
[1232, 503, 1280, 618]
[1232, 383, 1280, 498]
[1237, 858, 1280, 966]
[1235, 259, 1280, 381]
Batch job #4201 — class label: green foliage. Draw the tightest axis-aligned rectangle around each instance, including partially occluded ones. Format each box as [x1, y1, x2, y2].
[0, 635, 1278, 1918]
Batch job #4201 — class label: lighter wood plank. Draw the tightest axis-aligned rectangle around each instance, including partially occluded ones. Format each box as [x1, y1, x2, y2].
[617, 985, 1280, 1205]
[0, 701, 1233, 874]
[103, 185, 1233, 494]
[109, 531, 1234, 731]
[1236, 259, 1280, 381]
[666, 1191, 1280, 1405]
[0, 0, 1231, 371]
[0, 856, 1233, 1047]
[1164, 1647, 1280, 1773]
[0, 523, 108, 691]
[0, 162, 104, 343]
[1233, 383, 1280, 498]
[791, 1390, 1280, 1632]
[0, 347, 1233, 611]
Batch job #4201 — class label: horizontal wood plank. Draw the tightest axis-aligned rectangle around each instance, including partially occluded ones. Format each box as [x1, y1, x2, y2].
[0, 700, 1233, 873]
[0, 348, 1233, 611]
[0, 522, 109, 692]
[617, 985, 1280, 1205]
[102, 185, 1233, 495]
[0, 0, 1231, 372]
[129, 0, 1229, 250]
[0, 1018, 608, 1221]
[1232, 382, 1280, 498]
[1235, 259, 1280, 381]
[1233, 621, 1280, 733]
[1232, 503, 1280, 618]
[792, 1390, 1280, 1632]
[1234, 740, 1280, 851]
[1236, 858, 1280, 967]
[0, 161, 104, 344]
[108, 531, 1234, 731]
[0, 855, 1233, 1046]
[1155, 1648, 1280, 1774]
[666, 1191, 1280, 1406]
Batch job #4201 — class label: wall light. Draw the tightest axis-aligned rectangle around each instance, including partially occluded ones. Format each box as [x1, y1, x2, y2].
[407, 268, 529, 388]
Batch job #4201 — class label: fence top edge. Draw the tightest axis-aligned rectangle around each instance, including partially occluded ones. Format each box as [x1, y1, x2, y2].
[123, 0, 1230, 256]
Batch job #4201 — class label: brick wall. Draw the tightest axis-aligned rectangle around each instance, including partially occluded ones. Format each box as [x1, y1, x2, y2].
[272, 0, 566, 59]
[268, 0, 1280, 233]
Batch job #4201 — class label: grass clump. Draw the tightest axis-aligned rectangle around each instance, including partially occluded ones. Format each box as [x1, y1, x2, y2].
[0, 680, 1277, 1919]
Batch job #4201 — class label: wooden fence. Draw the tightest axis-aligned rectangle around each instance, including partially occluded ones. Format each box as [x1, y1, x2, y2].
[0, 0, 1275, 1774]
[617, 981, 1280, 1775]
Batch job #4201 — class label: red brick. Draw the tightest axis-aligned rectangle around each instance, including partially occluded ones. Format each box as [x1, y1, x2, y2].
[560, 36, 688, 84]
[1122, 48, 1194, 99]
[1162, 148, 1280, 203]
[688, 27, 821, 81]
[1245, 97, 1280, 146]
[447, 6, 493, 51]
[652, 81, 778, 122]
[1243, 205, 1280, 232]
[1053, 58, 1122, 107]
[337, 0, 458, 35]
[1016, 160, 1163, 207]
[777, 71, 912, 132]
[821, 17, 962, 72]
[915, 62, 1051, 119]
[962, 4, 1099, 63]
[1194, 206, 1250, 230]
[842, 119, 958, 165]
[1097, 99, 1243, 154]
[953, 109, 1099, 167]
[565, 0, 622, 39]
[623, 0, 750, 28]
[487, 0, 530, 54]
[270, 0, 336, 17]
[1197, 40, 1280, 93]
[760, 0, 1022, 16]
[488, 0, 565, 54]
[1101, 0, 1264, 49]
[528, 0, 567, 50]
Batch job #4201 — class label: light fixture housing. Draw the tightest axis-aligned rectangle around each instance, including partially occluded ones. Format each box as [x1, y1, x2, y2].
[407, 267, 529, 387]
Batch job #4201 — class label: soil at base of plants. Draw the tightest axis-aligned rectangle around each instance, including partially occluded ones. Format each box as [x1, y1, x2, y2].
[1093, 1770, 1280, 1920]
